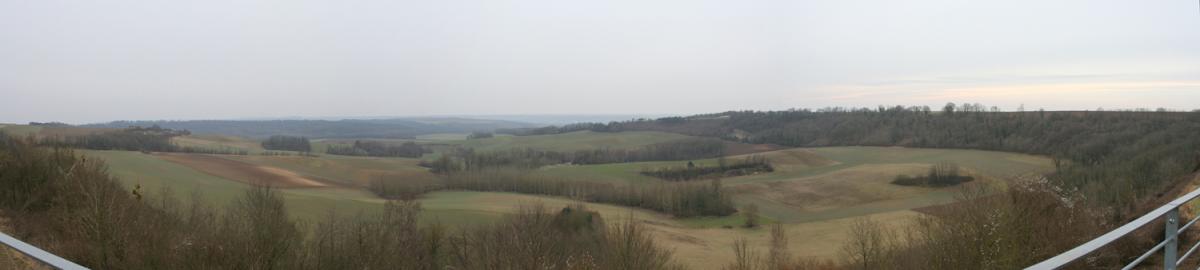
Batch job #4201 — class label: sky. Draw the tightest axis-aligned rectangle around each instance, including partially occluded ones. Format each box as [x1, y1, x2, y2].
[1, 0, 1198, 124]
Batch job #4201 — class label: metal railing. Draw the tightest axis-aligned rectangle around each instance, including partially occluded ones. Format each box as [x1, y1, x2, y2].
[1027, 187, 1200, 270]
[0, 231, 87, 270]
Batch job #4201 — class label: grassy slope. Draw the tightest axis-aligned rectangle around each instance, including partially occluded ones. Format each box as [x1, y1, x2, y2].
[227, 154, 434, 187]
[82, 150, 382, 220]
[533, 146, 1052, 269]
[541, 146, 1051, 224]
[730, 147, 1051, 223]
[173, 134, 266, 154]
[79, 150, 667, 226]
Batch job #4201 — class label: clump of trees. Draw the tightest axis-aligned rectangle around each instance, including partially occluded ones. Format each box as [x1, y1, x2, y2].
[325, 140, 429, 158]
[261, 135, 312, 152]
[367, 172, 443, 200]
[642, 155, 773, 181]
[742, 204, 760, 228]
[442, 169, 737, 217]
[466, 132, 493, 139]
[0, 133, 684, 269]
[891, 162, 974, 187]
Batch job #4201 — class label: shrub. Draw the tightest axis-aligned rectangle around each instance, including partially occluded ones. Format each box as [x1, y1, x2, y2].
[260, 135, 312, 152]
[891, 162, 973, 187]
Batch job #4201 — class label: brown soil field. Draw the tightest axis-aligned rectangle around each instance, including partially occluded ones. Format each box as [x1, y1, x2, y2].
[156, 153, 330, 188]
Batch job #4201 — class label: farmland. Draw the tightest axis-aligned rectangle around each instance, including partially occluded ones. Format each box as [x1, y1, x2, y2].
[446, 130, 694, 152]
[65, 129, 1054, 269]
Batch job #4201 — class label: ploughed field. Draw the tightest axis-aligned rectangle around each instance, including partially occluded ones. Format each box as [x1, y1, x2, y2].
[75, 130, 1052, 270]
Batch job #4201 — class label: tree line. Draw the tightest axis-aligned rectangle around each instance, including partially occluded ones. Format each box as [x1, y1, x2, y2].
[442, 169, 737, 217]
[261, 135, 312, 152]
[641, 155, 774, 181]
[36, 126, 248, 155]
[38, 125, 186, 152]
[465, 132, 493, 139]
[0, 133, 683, 270]
[368, 168, 737, 218]
[422, 138, 728, 173]
[325, 140, 430, 158]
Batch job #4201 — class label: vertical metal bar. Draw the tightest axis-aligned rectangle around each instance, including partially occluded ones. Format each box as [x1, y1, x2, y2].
[1166, 208, 1180, 270]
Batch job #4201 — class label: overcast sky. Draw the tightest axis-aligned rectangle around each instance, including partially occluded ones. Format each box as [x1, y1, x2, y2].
[2, 0, 1198, 124]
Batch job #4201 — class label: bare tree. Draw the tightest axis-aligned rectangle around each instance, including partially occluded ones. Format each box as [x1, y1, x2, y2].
[842, 217, 890, 270]
[768, 223, 791, 269]
[726, 238, 763, 270]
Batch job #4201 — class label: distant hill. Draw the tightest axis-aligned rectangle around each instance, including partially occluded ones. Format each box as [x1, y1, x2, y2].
[448, 114, 676, 125]
[81, 117, 539, 139]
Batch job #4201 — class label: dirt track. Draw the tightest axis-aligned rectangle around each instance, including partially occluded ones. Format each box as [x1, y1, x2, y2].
[156, 153, 329, 188]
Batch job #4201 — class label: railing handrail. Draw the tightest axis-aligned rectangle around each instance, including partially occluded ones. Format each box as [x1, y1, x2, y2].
[1027, 186, 1200, 270]
[0, 231, 88, 270]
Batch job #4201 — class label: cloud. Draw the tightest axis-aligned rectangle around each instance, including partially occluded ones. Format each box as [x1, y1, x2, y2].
[812, 72, 1200, 110]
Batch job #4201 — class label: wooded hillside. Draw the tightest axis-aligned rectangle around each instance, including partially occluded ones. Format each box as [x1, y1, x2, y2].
[512, 106, 1200, 216]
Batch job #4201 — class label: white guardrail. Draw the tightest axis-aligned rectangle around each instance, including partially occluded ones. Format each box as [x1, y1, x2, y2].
[1027, 187, 1200, 270]
[0, 231, 87, 270]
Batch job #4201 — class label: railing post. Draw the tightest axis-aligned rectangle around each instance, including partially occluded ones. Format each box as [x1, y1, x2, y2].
[1166, 208, 1180, 270]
